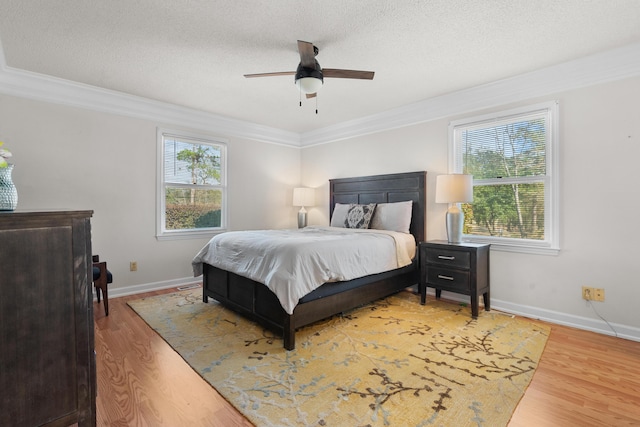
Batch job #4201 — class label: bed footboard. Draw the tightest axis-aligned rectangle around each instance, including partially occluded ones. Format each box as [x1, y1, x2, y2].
[202, 264, 287, 334]
[202, 262, 417, 350]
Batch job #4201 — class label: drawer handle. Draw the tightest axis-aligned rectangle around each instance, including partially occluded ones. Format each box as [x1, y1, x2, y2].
[438, 255, 455, 260]
[437, 275, 454, 281]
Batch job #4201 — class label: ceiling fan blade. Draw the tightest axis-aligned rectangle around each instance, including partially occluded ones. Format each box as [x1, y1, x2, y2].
[297, 40, 317, 68]
[244, 71, 296, 78]
[306, 93, 317, 99]
[323, 68, 375, 80]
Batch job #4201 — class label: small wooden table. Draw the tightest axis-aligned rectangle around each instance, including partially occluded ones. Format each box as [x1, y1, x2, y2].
[419, 240, 490, 318]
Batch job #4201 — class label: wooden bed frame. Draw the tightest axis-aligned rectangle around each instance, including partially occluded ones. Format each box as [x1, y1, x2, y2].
[202, 171, 427, 350]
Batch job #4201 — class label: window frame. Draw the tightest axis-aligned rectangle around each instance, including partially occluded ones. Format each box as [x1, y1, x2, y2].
[448, 101, 560, 255]
[156, 128, 228, 240]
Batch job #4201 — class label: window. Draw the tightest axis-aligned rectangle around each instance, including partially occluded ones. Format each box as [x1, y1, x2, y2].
[157, 128, 227, 240]
[449, 101, 559, 254]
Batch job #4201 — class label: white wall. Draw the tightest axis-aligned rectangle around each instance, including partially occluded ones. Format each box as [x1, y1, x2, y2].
[0, 94, 301, 292]
[301, 76, 640, 338]
[2, 69, 638, 340]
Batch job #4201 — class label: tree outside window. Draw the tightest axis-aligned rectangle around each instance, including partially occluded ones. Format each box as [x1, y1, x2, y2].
[157, 129, 227, 239]
[450, 102, 559, 254]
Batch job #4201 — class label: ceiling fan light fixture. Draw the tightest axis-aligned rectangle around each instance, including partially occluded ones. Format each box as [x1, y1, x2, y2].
[295, 62, 323, 94]
[295, 76, 323, 94]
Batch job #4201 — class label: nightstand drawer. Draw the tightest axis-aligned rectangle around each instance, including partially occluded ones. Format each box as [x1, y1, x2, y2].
[426, 267, 470, 292]
[425, 248, 470, 269]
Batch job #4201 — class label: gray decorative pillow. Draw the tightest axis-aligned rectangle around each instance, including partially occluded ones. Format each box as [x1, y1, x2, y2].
[345, 203, 376, 229]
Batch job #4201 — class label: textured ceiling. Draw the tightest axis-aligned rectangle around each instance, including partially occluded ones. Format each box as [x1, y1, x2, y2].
[1, 1, 640, 134]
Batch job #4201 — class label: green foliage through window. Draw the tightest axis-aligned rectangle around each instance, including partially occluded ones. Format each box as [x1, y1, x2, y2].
[463, 183, 544, 239]
[451, 102, 558, 251]
[165, 188, 222, 229]
[158, 129, 226, 237]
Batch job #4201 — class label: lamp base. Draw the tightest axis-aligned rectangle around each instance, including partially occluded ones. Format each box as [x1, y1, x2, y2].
[445, 204, 464, 243]
[297, 208, 307, 228]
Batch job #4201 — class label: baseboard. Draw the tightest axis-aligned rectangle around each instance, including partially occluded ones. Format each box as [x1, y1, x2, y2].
[102, 280, 640, 343]
[426, 290, 640, 343]
[95, 276, 202, 300]
[491, 298, 640, 342]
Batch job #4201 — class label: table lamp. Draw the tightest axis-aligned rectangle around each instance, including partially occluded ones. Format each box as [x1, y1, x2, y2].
[435, 174, 473, 243]
[293, 187, 315, 228]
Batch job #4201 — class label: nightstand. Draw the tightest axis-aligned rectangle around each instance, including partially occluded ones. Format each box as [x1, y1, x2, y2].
[419, 240, 490, 318]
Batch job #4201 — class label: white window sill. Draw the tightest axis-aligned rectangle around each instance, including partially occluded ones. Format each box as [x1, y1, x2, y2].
[462, 237, 560, 256]
[156, 229, 226, 241]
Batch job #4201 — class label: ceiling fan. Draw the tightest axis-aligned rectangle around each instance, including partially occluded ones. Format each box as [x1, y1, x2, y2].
[244, 40, 374, 110]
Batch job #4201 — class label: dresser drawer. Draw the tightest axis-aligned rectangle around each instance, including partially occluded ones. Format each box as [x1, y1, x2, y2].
[426, 267, 470, 292]
[425, 248, 470, 269]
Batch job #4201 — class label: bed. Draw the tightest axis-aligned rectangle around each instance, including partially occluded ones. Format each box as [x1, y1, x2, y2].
[195, 171, 426, 350]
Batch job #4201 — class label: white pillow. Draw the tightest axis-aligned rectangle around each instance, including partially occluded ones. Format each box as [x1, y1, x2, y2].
[370, 200, 413, 234]
[330, 203, 351, 227]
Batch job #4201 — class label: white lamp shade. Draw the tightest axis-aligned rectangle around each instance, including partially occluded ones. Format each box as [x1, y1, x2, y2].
[435, 174, 474, 204]
[293, 187, 315, 207]
[295, 77, 323, 94]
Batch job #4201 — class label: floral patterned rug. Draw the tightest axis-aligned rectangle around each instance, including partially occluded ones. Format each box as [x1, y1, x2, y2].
[128, 289, 549, 427]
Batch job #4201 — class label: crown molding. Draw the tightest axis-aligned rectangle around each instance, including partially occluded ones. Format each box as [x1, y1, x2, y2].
[0, 50, 300, 148]
[1, 41, 639, 148]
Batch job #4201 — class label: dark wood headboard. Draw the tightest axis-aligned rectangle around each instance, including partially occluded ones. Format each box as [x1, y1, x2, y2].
[329, 171, 427, 243]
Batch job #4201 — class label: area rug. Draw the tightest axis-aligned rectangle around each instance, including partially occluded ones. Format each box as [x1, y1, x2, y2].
[128, 289, 549, 427]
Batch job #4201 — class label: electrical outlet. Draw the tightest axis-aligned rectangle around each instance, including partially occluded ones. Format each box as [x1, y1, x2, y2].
[593, 288, 605, 302]
[582, 286, 594, 300]
[130, 261, 138, 272]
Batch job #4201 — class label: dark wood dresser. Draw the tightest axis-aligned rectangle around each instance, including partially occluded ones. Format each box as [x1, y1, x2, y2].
[0, 210, 96, 427]
[419, 240, 490, 318]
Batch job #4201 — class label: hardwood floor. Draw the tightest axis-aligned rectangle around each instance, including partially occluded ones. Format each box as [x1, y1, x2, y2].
[510, 321, 640, 426]
[93, 288, 253, 427]
[93, 287, 640, 426]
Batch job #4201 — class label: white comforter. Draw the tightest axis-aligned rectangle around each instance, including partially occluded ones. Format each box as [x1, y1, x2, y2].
[192, 226, 416, 314]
